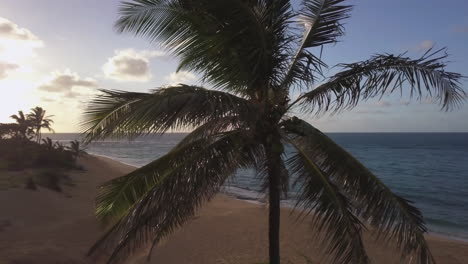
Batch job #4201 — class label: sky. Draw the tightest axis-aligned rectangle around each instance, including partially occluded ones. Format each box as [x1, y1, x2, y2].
[0, 0, 467, 132]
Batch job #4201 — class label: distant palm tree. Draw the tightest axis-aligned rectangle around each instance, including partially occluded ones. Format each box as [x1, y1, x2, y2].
[67, 140, 87, 160]
[54, 141, 65, 152]
[41, 137, 55, 151]
[10, 111, 33, 140]
[83, 1, 465, 264]
[27, 106, 54, 143]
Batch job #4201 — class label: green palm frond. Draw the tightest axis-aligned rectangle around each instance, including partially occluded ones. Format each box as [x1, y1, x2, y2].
[285, 137, 368, 264]
[281, 49, 327, 90]
[299, 0, 352, 48]
[82, 85, 256, 142]
[116, 0, 291, 95]
[282, 117, 435, 264]
[279, 0, 351, 89]
[175, 115, 247, 147]
[88, 130, 261, 263]
[294, 49, 466, 114]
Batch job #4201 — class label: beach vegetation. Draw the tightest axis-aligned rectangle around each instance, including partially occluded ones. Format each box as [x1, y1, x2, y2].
[10, 110, 34, 140]
[27, 106, 54, 143]
[0, 107, 85, 190]
[67, 140, 88, 161]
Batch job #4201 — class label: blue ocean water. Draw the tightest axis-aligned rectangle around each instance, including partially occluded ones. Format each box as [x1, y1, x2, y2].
[47, 133, 468, 240]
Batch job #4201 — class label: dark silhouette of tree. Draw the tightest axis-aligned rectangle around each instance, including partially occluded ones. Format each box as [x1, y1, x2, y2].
[41, 137, 55, 151]
[83, 1, 466, 264]
[67, 140, 87, 160]
[10, 111, 34, 140]
[54, 141, 65, 152]
[0, 123, 21, 139]
[27, 106, 54, 143]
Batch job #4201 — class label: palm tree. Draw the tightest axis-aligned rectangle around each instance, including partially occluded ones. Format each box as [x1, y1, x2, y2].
[54, 141, 65, 152]
[41, 137, 55, 151]
[67, 140, 87, 160]
[27, 106, 54, 143]
[83, 1, 466, 264]
[10, 111, 34, 140]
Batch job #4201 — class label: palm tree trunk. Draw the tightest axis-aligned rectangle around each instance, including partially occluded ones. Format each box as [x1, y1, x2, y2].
[265, 137, 282, 264]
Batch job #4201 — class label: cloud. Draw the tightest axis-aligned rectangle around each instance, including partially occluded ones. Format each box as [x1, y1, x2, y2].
[413, 40, 434, 52]
[40, 97, 56, 103]
[103, 49, 164, 82]
[165, 71, 196, 85]
[38, 70, 98, 98]
[0, 17, 43, 63]
[0, 17, 41, 42]
[452, 25, 468, 33]
[0, 62, 18, 79]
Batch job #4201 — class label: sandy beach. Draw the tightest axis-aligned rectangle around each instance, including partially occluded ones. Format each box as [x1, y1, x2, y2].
[1, 155, 467, 264]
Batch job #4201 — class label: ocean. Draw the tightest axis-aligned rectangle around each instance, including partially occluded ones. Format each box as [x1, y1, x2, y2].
[46, 133, 468, 240]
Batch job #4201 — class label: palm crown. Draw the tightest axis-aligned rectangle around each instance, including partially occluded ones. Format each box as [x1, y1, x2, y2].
[67, 140, 87, 159]
[83, 1, 466, 264]
[10, 111, 34, 140]
[27, 106, 54, 143]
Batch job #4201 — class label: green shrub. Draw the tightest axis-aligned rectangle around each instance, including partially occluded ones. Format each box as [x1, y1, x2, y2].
[0, 138, 77, 170]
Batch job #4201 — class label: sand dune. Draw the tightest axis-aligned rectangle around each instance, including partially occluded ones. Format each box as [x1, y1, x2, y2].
[0, 155, 467, 264]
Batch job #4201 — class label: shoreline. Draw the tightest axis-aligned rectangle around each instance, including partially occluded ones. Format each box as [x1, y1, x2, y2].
[90, 153, 468, 244]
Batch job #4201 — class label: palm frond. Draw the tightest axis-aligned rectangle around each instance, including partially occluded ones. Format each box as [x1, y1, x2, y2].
[282, 117, 435, 264]
[284, 136, 368, 264]
[296, 49, 466, 114]
[81, 85, 256, 142]
[175, 115, 247, 147]
[299, 0, 352, 48]
[278, 0, 351, 89]
[116, 0, 291, 95]
[89, 129, 262, 263]
[281, 49, 327, 90]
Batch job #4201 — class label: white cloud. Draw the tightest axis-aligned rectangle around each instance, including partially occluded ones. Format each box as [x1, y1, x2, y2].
[103, 49, 164, 82]
[0, 17, 41, 41]
[40, 97, 56, 103]
[414, 40, 434, 52]
[0, 17, 44, 63]
[165, 71, 196, 85]
[38, 70, 98, 98]
[0, 62, 18, 79]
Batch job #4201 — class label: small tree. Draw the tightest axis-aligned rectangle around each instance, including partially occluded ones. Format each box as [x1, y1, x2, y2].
[67, 140, 87, 160]
[41, 137, 55, 151]
[10, 111, 34, 140]
[27, 107, 54, 143]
